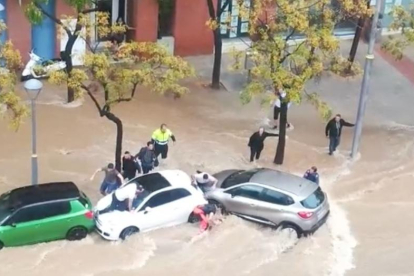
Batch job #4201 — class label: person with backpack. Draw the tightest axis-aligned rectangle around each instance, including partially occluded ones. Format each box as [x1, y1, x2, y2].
[137, 142, 157, 174]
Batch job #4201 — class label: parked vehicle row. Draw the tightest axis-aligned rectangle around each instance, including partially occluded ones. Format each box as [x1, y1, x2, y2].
[0, 168, 330, 250]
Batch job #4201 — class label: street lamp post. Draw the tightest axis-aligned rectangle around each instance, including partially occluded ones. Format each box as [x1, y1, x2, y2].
[24, 79, 43, 185]
[350, 0, 383, 159]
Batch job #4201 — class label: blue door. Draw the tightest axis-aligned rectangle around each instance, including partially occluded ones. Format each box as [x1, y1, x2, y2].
[31, 0, 56, 60]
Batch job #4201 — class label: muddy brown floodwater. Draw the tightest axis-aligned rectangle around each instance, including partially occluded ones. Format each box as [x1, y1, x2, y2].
[0, 82, 413, 276]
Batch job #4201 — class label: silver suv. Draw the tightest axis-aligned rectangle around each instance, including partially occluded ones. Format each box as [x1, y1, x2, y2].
[205, 168, 330, 237]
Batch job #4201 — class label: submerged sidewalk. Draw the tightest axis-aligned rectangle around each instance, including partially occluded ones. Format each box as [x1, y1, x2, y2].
[185, 40, 414, 127]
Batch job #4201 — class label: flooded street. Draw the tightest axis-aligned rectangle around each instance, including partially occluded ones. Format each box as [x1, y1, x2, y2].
[0, 80, 413, 276]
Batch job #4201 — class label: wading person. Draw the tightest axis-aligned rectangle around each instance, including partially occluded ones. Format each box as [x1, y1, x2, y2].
[325, 114, 355, 155]
[137, 142, 157, 174]
[248, 127, 279, 162]
[90, 163, 125, 195]
[151, 124, 176, 160]
[303, 166, 320, 185]
[191, 171, 218, 193]
[122, 151, 139, 180]
[272, 91, 292, 129]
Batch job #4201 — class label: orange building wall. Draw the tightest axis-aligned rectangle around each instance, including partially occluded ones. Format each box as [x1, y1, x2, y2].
[173, 0, 215, 56]
[133, 0, 159, 42]
[7, 0, 31, 62]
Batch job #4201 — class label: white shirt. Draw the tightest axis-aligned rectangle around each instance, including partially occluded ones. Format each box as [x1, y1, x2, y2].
[274, 92, 292, 109]
[194, 173, 215, 184]
[115, 184, 137, 201]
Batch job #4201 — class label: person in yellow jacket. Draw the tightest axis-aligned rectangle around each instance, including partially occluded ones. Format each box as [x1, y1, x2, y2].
[151, 123, 176, 159]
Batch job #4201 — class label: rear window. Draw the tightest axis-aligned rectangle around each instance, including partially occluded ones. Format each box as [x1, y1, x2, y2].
[301, 187, 325, 209]
[78, 192, 90, 207]
[222, 169, 261, 189]
[131, 173, 171, 193]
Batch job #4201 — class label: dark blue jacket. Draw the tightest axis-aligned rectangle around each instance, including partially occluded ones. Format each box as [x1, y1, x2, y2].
[303, 170, 319, 185]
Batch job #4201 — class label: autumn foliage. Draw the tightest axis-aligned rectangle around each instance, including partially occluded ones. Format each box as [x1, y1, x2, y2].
[0, 21, 26, 128]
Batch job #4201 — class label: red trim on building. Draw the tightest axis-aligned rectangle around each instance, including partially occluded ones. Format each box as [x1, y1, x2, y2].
[173, 0, 215, 56]
[133, 0, 158, 42]
[7, 0, 31, 63]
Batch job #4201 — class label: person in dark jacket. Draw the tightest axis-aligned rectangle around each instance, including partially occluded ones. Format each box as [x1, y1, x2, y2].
[325, 114, 355, 155]
[303, 166, 319, 185]
[122, 151, 139, 180]
[137, 142, 157, 174]
[248, 127, 279, 162]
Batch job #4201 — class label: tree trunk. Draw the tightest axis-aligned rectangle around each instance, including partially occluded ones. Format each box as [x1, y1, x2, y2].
[64, 34, 77, 103]
[211, 29, 222, 89]
[347, 0, 371, 70]
[274, 102, 288, 165]
[104, 112, 123, 171]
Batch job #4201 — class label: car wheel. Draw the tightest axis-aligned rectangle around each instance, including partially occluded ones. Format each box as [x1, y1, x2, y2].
[279, 224, 301, 239]
[188, 212, 200, 223]
[120, 226, 139, 240]
[208, 199, 228, 215]
[66, 226, 88, 241]
[0, 241, 3, 250]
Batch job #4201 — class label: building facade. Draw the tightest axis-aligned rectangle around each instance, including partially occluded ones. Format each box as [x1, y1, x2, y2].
[0, 0, 410, 63]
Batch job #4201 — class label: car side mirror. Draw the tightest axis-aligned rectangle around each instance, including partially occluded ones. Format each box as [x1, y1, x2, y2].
[144, 207, 152, 214]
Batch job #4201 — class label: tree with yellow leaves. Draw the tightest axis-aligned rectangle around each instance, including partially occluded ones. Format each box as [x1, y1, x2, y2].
[46, 12, 193, 171]
[232, 0, 370, 165]
[0, 22, 27, 128]
[382, 5, 414, 60]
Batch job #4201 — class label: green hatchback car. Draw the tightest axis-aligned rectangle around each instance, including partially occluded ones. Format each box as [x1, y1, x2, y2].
[0, 182, 95, 249]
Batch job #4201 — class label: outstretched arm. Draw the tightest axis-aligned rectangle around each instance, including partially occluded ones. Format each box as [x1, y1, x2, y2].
[90, 168, 102, 181]
[264, 132, 279, 137]
[342, 119, 355, 127]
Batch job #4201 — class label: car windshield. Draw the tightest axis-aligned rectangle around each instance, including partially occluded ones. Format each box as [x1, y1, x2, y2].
[222, 169, 261, 189]
[0, 192, 12, 223]
[301, 187, 325, 209]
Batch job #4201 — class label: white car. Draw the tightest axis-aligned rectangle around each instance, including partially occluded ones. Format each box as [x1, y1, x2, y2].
[94, 170, 207, 240]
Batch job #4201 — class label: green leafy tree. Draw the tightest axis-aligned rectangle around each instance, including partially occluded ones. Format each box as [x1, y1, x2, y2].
[47, 12, 194, 171]
[0, 22, 27, 128]
[232, 0, 370, 165]
[382, 5, 414, 59]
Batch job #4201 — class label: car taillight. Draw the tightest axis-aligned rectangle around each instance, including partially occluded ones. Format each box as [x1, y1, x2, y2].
[84, 210, 94, 219]
[298, 211, 314, 219]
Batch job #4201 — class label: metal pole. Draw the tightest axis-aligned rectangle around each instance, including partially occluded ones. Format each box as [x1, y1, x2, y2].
[350, 0, 383, 159]
[31, 99, 38, 185]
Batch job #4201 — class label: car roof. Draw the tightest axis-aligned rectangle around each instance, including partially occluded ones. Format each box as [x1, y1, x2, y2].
[4, 182, 80, 208]
[158, 170, 192, 187]
[250, 168, 317, 196]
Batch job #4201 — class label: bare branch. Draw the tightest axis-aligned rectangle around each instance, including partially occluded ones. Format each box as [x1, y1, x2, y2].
[219, 0, 231, 16]
[82, 84, 104, 116]
[81, 8, 100, 14]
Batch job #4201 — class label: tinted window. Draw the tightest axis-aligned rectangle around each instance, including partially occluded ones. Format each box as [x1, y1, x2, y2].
[261, 189, 294, 206]
[222, 169, 261, 189]
[132, 173, 171, 193]
[7, 201, 71, 224]
[0, 192, 12, 223]
[141, 188, 189, 210]
[301, 187, 325, 209]
[228, 185, 264, 200]
[170, 188, 191, 201]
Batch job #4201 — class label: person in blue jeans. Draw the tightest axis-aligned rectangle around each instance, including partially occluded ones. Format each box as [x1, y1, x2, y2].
[325, 114, 354, 155]
[90, 163, 125, 195]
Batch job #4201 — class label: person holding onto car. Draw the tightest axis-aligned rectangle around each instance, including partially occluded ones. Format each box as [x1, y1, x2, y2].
[325, 114, 355, 155]
[90, 163, 125, 195]
[248, 127, 279, 162]
[303, 166, 319, 185]
[192, 204, 217, 233]
[99, 183, 145, 214]
[136, 142, 158, 174]
[191, 171, 218, 193]
[151, 123, 176, 160]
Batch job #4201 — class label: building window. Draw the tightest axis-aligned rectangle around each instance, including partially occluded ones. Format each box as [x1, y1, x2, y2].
[158, 0, 175, 38]
[220, 0, 251, 39]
